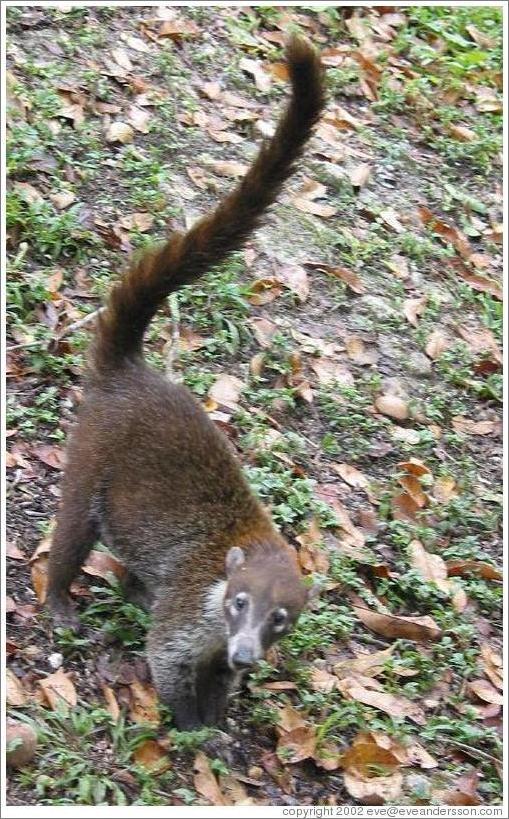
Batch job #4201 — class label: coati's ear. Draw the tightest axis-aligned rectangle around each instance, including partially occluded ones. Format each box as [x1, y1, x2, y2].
[226, 546, 245, 576]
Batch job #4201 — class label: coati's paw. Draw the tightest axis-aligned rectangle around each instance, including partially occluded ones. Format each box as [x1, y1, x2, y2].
[47, 598, 81, 631]
[53, 610, 81, 631]
[201, 731, 234, 766]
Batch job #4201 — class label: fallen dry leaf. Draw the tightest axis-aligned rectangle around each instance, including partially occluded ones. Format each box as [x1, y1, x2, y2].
[277, 726, 317, 763]
[248, 278, 283, 306]
[349, 163, 372, 188]
[39, 669, 77, 709]
[468, 679, 503, 705]
[391, 491, 422, 523]
[105, 122, 134, 144]
[276, 704, 307, 733]
[433, 476, 457, 503]
[309, 667, 337, 693]
[6, 669, 28, 707]
[375, 394, 408, 420]
[418, 206, 472, 259]
[448, 124, 476, 142]
[293, 179, 337, 218]
[176, 328, 209, 353]
[385, 254, 409, 279]
[352, 599, 442, 641]
[334, 647, 394, 680]
[123, 34, 152, 53]
[296, 519, 330, 574]
[82, 550, 126, 582]
[397, 458, 431, 478]
[344, 769, 403, 805]
[200, 81, 221, 100]
[129, 681, 159, 725]
[211, 160, 248, 178]
[208, 374, 244, 410]
[194, 751, 229, 805]
[31, 556, 48, 604]
[266, 61, 290, 82]
[274, 264, 309, 302]
[310, 358, 354, 387]
[7, 541, 26, 561]
[480, 645, 503, 690]
[446, 560, 501, 581]
[111, 47, 133, 72]
[293, 198, 337, 218]
[338, 677, 426, 724]
[314, 487, 365, 551]
[333, 463, 369, 490]
[425, 329, 450, 360]
[397, 476, 428, 509]
[133, 739, 171, 773]
[249, 317, 278, 348]
[409, 540, 449, 594]
[403, 295, 427, 326]
[32, 444, 66, 470]
[50, 190, 76, 210]
[341, 730, 437, 775]
[13, 181, 44, 204]
[239, 57, 271, 93]
[117, 212, 154, 233]
[158, 18, 200, 40]
[451, 416, 496, 436]
[261, 681, 298, 692]
[345, 336, 379, 365]
[102, 684, 120, 721]
[219, 773, 254, 806]
[310, 263, 366, 294]
[456, 325, 502, 365]
[466, 24, 496, 48]
[127, 104, 151, 133]
[451, 261, 503, 300]
[379, 207, 404, 233]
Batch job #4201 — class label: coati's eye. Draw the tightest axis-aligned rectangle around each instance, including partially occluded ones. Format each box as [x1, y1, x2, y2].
[272, 608, 287, 628]
[235, 593, 248, 611]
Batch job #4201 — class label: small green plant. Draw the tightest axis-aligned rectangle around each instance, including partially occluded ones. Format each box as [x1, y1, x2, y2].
[81, 582, 151, 650]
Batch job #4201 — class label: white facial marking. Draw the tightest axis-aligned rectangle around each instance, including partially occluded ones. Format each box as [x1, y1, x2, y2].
[203, 580, 227, 620]
[227, 602, 263, 669]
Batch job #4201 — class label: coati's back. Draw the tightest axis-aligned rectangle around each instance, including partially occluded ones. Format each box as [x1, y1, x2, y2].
[47, 36, 326, 729]
[70, 364, 269, 579]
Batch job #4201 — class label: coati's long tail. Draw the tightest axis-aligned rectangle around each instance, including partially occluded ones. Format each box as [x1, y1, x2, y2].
[92, 36, 325, 372]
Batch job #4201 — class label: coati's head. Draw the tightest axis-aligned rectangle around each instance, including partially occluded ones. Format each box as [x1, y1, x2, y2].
[223, 544, 316, 671]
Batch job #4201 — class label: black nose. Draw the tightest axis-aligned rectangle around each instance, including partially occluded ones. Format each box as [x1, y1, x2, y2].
[232, 647, 255, 668]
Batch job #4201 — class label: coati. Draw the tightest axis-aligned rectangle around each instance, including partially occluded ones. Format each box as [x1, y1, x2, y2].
[46, 36, 325, 729]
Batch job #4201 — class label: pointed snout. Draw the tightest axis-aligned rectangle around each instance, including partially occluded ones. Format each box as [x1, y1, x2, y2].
[231, 646, 255, 669]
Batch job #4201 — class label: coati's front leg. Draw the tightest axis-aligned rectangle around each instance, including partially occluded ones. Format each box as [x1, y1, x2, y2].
[196, 653, 233, 727]
[147, 607, 228, 729]
[147, 621, 203, 729]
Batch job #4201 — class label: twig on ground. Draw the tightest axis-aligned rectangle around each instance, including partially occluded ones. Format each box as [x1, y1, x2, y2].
[6, 307, 104, 352]
[56, 306, 105, 340]
[442, 738, 502, 770]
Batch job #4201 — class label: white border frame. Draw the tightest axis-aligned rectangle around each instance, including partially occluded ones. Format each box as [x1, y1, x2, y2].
[1, 2, 507, 817]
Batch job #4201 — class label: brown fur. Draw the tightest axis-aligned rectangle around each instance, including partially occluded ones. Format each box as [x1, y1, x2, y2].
[46, 36, 325, 729]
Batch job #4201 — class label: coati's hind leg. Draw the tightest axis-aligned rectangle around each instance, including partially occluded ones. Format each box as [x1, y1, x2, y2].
[46, 494, 97, 629]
